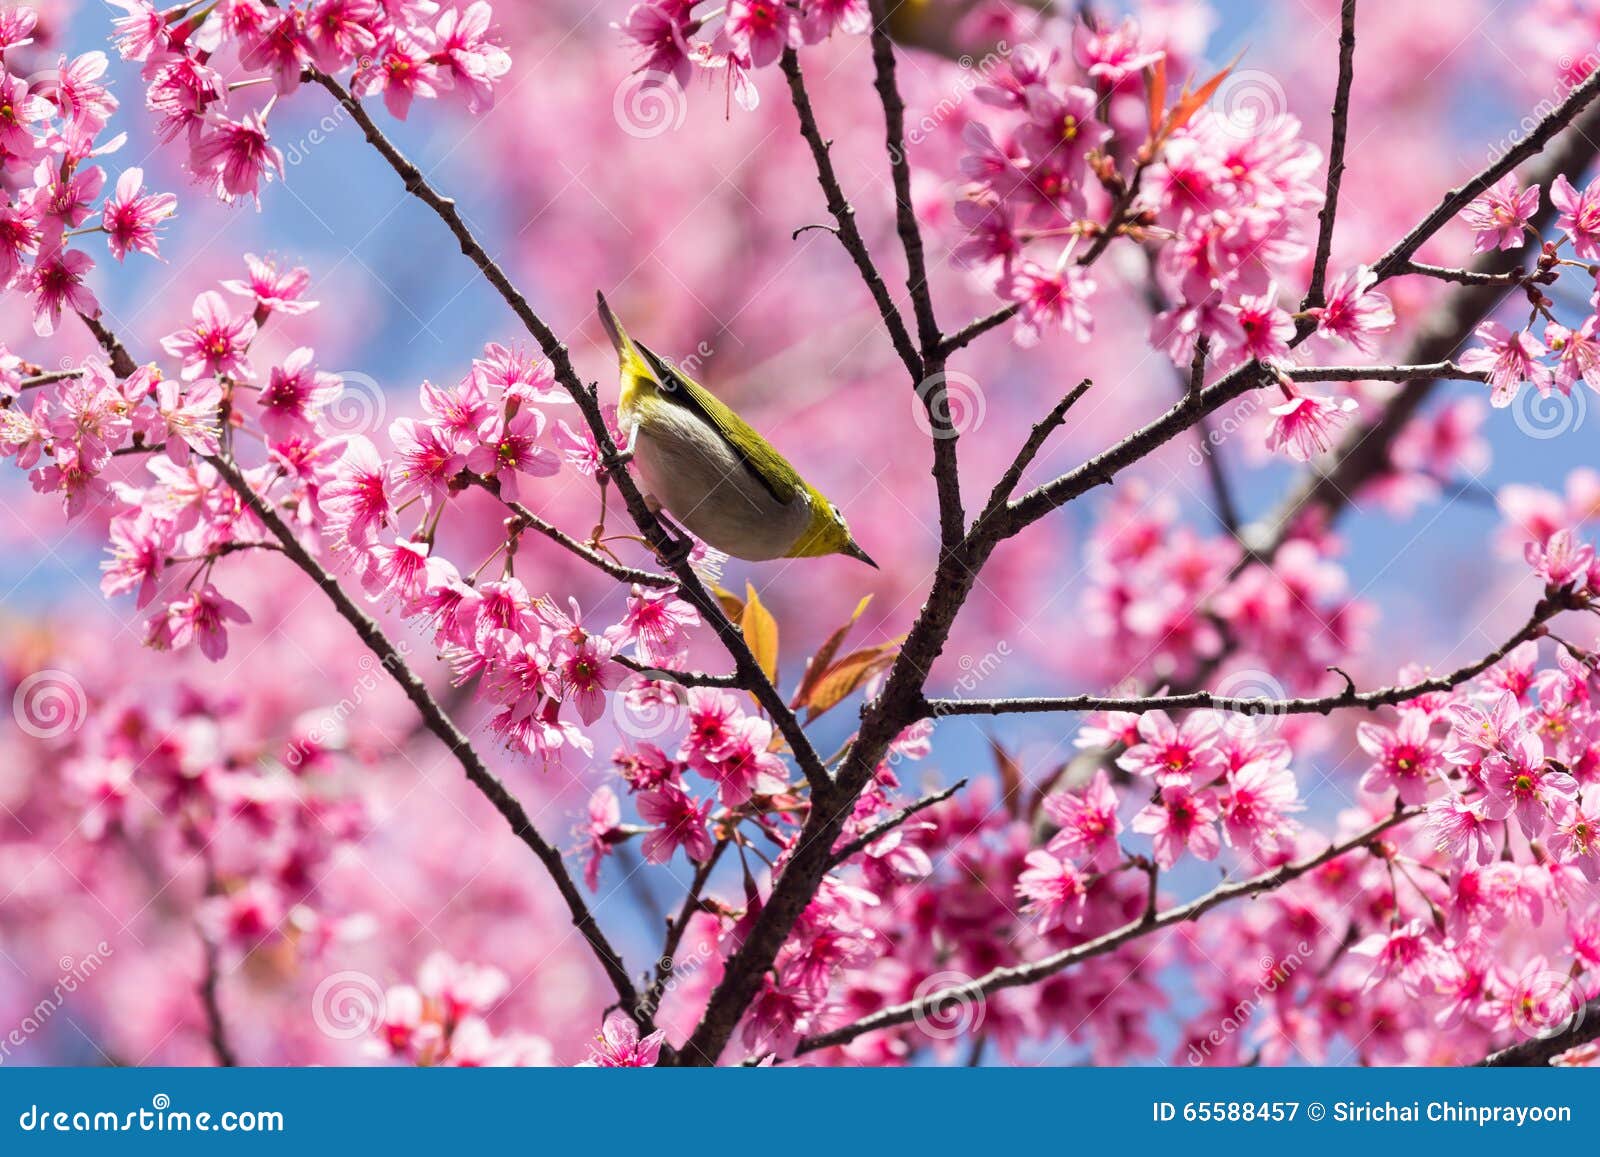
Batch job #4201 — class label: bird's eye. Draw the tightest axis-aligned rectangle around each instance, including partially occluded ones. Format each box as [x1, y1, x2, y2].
[830, 504, 843, 522]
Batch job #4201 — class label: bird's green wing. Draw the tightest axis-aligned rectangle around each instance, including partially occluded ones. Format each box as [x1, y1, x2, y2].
[634, 342, 803, 507]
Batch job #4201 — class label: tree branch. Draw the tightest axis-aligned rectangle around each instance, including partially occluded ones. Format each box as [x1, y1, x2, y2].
[922, 591, 1559, 721]
[299, 65, 830, 795]
[1369, 64, 1600, 282]
[980, 379, 1093, 515]
[778, 48, 921, 380]
[865, 0, 941, 357]
[474, 480, 674, 588]
[613, 654, 742, 689]
[205, 453, 646, 1022]
[1282, 361, 1486, 384]
[938, 303, 1020, 357]
[795, 805, 1421, 1055]
[1474, 1000, 1600, 1067]
[990, 362, 1273, 540]
[1299, 0, 1358, 315]
[826, 778, 967, 869]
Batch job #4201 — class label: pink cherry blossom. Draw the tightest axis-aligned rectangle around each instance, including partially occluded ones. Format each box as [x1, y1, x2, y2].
[1266, 390, 1358, 462]
[1459, 321, 1552, 406]
[1307, 266, 1395, 353]
[1461, 175, 1539, 252]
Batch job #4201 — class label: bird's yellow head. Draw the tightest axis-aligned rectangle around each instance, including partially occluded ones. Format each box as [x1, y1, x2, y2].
[787, 486, 877, 568]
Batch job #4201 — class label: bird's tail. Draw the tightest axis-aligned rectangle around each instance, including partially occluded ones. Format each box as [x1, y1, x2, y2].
[595, 290, 657, 399]
[596, 291, 636, 360]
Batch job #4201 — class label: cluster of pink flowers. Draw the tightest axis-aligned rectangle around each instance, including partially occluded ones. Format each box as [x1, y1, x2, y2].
[109, 0, 509, 202]
[376, 952, 551, 1066]
[54, 637, 375, 968]
[616, 0, 869, 113]
[945, 14, 1396, 467]
[1456, 174, 1600, 407]
[0, 11, 174, 337]
[1075, 482, 1364, 692]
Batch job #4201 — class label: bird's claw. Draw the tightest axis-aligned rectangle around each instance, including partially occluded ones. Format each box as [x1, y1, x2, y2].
[656, 534, 695, 569]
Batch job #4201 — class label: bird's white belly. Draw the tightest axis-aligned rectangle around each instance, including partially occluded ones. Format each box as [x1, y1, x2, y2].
[627, 402, 811, 561]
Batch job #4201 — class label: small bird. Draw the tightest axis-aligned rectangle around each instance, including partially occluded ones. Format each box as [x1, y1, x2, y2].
[596, 292, 876, 568]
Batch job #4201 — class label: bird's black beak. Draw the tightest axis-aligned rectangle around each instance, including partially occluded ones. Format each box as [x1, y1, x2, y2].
[843, 539, 879, 569]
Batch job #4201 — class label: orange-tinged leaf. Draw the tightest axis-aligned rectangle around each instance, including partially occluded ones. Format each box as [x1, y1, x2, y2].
[1145, 57, 1167, 138]
[804, 641, 901, 721]
[741, 582, 779, 684]
[791, 594, 875, 709]
[1167, 51, 1242, 136]
[714, 583, 745, 622]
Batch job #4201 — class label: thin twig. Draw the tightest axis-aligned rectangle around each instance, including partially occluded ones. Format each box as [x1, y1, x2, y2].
[920, 592, 1560, 721]
[826, 778, 967, 869]
[778, 47, 920, 380]
[979, 379, 1093, 517]
[1370, 64, 1600, 281]
[613, 654, 742, 688]
[1397, 260, 1530, 287]
[477, 480, 674, 588]
[1283, 361, 1487, 383]
[1299, 0, 1358, 316]
[198, 930, 237, 1067]
[642, 840, 729, 1015]
[938, 303, 1020, 357]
